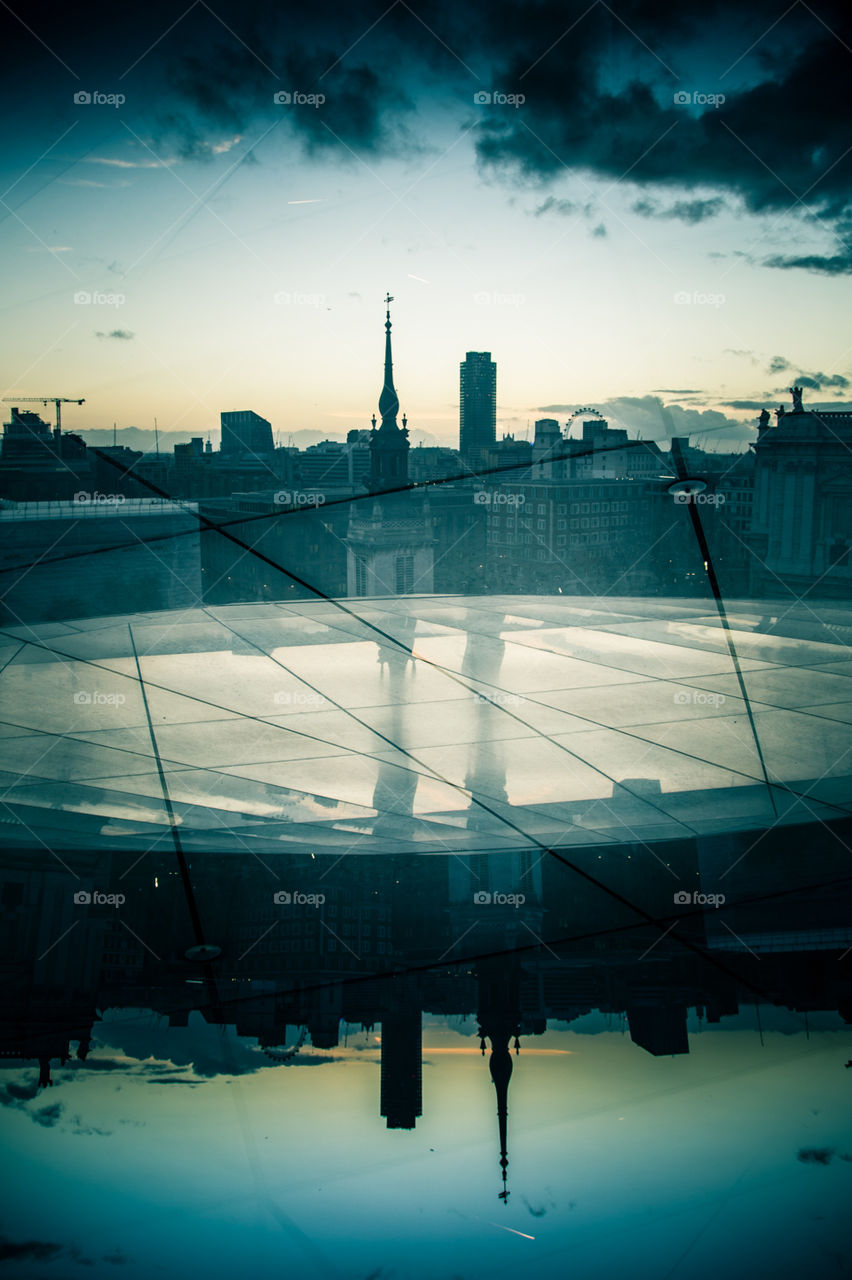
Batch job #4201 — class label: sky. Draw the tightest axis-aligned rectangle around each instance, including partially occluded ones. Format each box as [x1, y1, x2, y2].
[2, 1012, 851, 1278]
[1, 0, 851, 449]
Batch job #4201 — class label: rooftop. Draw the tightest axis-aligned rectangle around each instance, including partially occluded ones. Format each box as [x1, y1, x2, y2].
[1, 594, 849, 854]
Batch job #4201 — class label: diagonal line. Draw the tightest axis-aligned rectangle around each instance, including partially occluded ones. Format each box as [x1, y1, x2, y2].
[398, 0, 480, 78]
[198, 0, 279, 76]
[120, 918, 161, 960]
[0, 199, 82, 278]
[321, 919, 361, 959]
[237, 919, 278, 962]
[437, 920, 478, 961]
[797, 0, 852, 55]
[37, 920, 78, 961]
[521, 1, 599, 79]
[598, 1, 679, 78]
[0, 122, 79, 202]
[321, 0, 401, 79]
[120, 0, 200, 79]
[717, 918, 762, 960]
[0, 0, 80, 78]
[636, 917, 678, 960]
[719, 2, 799, 79]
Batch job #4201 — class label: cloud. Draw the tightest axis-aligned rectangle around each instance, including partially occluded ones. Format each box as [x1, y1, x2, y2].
[725, 349, 757, 363]
[534, 197, 579, 217]
[797, 1147, 835, 1164]
[764, 251, 852, 276]
[31, 1102, 64, 1128]
[0, 1237, 64, 1264]
[95, 330, 135, 341]
[792, 371, 849, 391]
[536, 396, 756, 446]
[0, 1079, 64, 1126]
[632, 196, 726, 224]
[88, 156, 175, 169]
[767, 356, 850, 390]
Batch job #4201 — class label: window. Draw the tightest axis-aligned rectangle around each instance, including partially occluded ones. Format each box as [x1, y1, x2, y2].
[395, 553, 414, 594]
[355, 555, 367, 596]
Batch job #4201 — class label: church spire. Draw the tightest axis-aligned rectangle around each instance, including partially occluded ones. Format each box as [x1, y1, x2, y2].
[378, 292, 400, 427]
[368, 294, 410, 492]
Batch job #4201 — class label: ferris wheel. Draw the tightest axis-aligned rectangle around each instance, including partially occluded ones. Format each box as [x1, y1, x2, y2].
[566, 406, 607, 435]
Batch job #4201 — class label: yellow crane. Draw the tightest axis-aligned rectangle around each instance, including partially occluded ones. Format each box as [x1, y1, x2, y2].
[1, 396, 85, 439]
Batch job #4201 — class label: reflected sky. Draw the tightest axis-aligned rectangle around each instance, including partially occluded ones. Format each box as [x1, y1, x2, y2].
[2, 1013, 851, 1279]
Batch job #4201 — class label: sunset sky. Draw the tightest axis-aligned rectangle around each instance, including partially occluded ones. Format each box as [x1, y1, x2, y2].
[2, 0, 851, 448]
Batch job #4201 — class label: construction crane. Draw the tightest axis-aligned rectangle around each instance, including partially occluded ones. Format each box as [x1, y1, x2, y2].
[1, 396, 85, 439]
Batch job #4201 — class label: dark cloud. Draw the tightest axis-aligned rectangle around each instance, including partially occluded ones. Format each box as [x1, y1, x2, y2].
[764, 251, 852, 276]
[4, 0, 851, 272]
[633, 196, 726, 224]
[767, 357, 850, 390]
[95, 329, 135, 341]
[533, 197, 579, 217]
[797, 1147, 835, 1164]
[31, 1101, 64, 1127]
[0, 1237, 63, 1264]
[793, 371, 849, 391]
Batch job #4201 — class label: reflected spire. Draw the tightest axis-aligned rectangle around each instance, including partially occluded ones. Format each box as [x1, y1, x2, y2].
[489, 1030, 513, 1202]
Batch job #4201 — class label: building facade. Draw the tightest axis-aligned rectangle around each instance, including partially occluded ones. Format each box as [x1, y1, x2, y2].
[460, 351, 497, 469]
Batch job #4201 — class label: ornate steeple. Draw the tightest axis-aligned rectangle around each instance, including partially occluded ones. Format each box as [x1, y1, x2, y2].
[379, 293, 400, 426]
[368, 293, 410, 492]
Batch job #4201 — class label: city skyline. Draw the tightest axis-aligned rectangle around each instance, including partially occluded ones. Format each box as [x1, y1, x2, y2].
[3, 2, 852, 444]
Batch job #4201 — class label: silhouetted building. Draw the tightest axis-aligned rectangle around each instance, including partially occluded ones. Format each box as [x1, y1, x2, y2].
[749, 386, 852, 598]
[460, 351, 497, 469]
[220, 409, 274, 456]
[346, 297, 434, 596]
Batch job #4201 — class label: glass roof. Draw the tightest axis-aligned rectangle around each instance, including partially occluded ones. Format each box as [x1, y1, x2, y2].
[1, 594, 849, 854]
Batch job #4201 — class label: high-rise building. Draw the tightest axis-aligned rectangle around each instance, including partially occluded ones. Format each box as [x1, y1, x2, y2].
[460, 351, 497, 467]
[219, 409, 274, 455]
